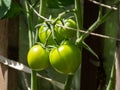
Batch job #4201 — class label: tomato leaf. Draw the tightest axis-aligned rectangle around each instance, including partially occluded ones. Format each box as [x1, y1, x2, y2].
[3, 0, 11, 7]
[3, 1, 22, 19]
[82, 41, 99, 59]
[0, 0, 11, 19]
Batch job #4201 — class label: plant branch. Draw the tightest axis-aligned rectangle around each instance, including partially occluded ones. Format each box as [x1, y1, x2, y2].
[38, 0, 47, 22]
[28, 2, 50, 22]
[76, 8, 116, 43]
[74, 0, 83, 39]
[64, 75, 74, 90]
[31, 70, 38, 90]
[89, 0, 117, 10]
[56, 23, 120, 42]
[25, 1, 35, 48]
[76, 0, 120, 43]
[106, 61, 115, 90]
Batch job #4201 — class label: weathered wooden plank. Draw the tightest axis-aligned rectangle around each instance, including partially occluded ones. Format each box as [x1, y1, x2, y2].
[0, 19, 8, 90]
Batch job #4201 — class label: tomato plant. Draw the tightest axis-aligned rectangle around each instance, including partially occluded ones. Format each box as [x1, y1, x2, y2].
[39, 23, 63, 45]
[39, 25, 56, 45]
[55, 19, 77, 39]
[49, 41, 81, 75]
[27, 45, 50, 71]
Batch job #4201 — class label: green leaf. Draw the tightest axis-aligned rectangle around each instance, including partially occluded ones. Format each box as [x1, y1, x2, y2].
[82, 41, 99, 59]
[3, 1, 22, 19]
[0, 0, 11, 19]
[3, 0, 11, 7]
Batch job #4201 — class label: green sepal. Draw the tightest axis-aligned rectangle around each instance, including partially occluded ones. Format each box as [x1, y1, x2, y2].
[82, 41, 99, 59]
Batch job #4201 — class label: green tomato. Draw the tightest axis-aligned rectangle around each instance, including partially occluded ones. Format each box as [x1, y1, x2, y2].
[39, 24, 63, 45]
[27, 45, 49, 71]
[49, 41, 81, 75]
[39, 25, 56, 45]
[56, 19, 77, 39]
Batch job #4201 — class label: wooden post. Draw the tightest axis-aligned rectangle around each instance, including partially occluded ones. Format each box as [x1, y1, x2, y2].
[81, 0, 105, 90]
[7, 17, 19, 90]
[0, 16, 19, 90]
[0, 19, 8, 90]
[115, 6, 120, 90]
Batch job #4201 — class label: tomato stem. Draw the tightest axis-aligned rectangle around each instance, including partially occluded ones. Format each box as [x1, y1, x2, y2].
[25, 0, 48, 90]
[39, 0, 47, 22]
[106, 62, 115, 90]
[64, 75, 74, 90]
[31, 70, 38, 90]
[98, 0, 103, 20]
[24, 1, 35, 48]
[25, 1, 38, 90]
[76, 0, 120, 43]
[73, 1, 83, 90]
[74, 0, 83, 39]
[50, 25, 59, 45]
[53, 9, 75, 25]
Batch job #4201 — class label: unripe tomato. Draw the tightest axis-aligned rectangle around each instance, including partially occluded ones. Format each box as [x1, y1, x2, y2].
[27, 45, 49, 71]
[55, 19, 77, 39]
[49, 41, 81, 75]
[39, 25, 56, 45]
[39, 24, 63, 45]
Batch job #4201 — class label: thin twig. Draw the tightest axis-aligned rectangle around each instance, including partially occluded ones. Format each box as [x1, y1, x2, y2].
[89, 0, 118, 10]
[57, 24, 120, 42]
[28, 3, 50, 22]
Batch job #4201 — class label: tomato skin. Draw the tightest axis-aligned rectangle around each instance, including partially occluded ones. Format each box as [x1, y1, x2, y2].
[56, 19, 77, 39]
[39, 24, 63, 45]
[39, 25, 56, 45]
[27, 45, 49, 71]
[49, 41, 81, 74]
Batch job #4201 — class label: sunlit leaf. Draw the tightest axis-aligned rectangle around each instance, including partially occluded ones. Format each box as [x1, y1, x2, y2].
[3, 0, 11, 7]
[0, 0, 11, 19]
[3, 1, 22, 19]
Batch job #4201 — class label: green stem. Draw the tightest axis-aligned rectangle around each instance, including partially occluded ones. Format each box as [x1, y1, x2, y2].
[76, 0, 120, 43]
[25, 1, 38, 90]
[106, 61, 115, 90]
[74, 0, 83, 39]
[64, 75, 74, 90]
[50, 24, 59, 45]
[74, 1, 83, 90]
[39, 0, 47, 22]
[31, 70, 38, 90]
[98, 0, 103, 20]
[25, 1, 35, 48]
[36, 0, 47, 44]
[76, 9, 116, 43]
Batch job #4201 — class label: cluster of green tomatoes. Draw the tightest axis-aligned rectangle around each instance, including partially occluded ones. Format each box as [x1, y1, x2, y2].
[27, 18, 81, 75]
